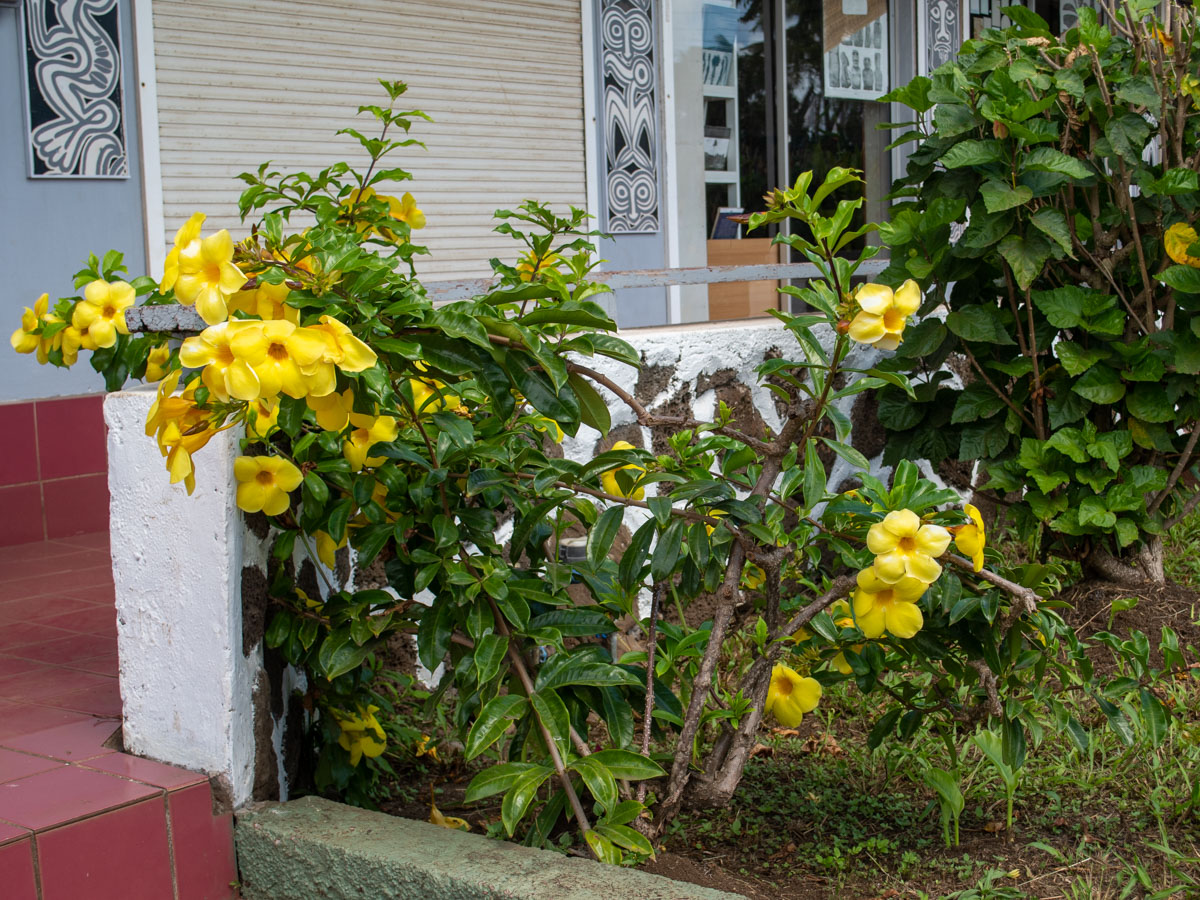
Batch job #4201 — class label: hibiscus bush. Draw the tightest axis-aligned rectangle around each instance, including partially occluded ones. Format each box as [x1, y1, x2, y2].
[10, 81, 1179, 860]
[876, 0, 1200, 583]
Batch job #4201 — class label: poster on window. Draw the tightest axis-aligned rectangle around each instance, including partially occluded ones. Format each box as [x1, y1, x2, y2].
[823, 0, 888, 101]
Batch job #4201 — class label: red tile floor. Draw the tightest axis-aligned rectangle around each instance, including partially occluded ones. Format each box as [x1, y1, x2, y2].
[0, 532, 238, 899]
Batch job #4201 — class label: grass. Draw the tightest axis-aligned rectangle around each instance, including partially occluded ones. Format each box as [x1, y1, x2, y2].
[660, 671, 1200, 898]
[1164, 508, 1200, 589]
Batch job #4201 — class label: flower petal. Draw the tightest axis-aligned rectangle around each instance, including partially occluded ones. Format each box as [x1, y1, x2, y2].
[856, 283, 893, 315]
[884, 601, 924, 639]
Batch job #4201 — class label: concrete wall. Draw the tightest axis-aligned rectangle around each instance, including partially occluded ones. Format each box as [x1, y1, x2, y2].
[0, 1, 146, 403]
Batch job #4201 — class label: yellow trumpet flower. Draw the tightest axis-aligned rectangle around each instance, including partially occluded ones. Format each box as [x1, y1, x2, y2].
[764, 664, 822, 728]
[307, 388, 355, 433]
[314, 529, 348, 570]
[429, 788, 469, 831]
[600, 440, 645, 500]
[233, 455, 303, 516]
[144, 344, 171, 382]
[230, 320, 335, 399]
[228, 281, 300, 324]
[311, 315, 378, 373]
[332, 705, 387, 766]
[851, 567, 928, 639]
[516, 250, 561, 282]
[953, 504, 986, 572]
[179, 321, 262, 402]
[173, 225, 247, 325]
[245, 397, 280, 439]
[160, 212, 205, 293]
[343, 412, 399, 471]
[866, 509, 951, 584]
[847, 280, 921, 351]
[71, 280, 134, 349]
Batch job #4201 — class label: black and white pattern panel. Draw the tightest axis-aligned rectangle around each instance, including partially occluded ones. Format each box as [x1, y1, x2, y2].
[919, 0, 962, 74]
[600, 0, 660, 234]
[21, 0, 128, 178]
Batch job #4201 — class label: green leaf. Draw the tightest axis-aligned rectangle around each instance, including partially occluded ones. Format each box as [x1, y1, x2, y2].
[594, 823, 654, 857]
[1055, 341, 1107, 376]
[979, 180, 1033, 213]
[1114, 75, 1160, 110]
[998, 232, 1053, 291]
[951, 383, 1008, 424]
[465, 761, 546, 802]
[568, 372, 611, 435]
[502, 766, 554, 836]
[618, 519, 656, 591]
[534, 654, 641, 691]
[945, 306, 1016, 345]
[1126, 384, 1175, 423]
[1064, 716, 1089, 753]
[465, 694, 527, 760]
[1022, 148, 1092, 179]
[529, 689, 571, 757]
[803, 441, 827, 510]
[1072, 366, 1125, 403]
[867, 707, 902, 750]
[1161, 264, 1200, 294]
[315, 628, 373, 680]
[587, 749, 666, 781]
[570, 756, 618, 813]
[1029, 207, 1073, 257]
[1104, 113, 1151, 161]
[942, 140, 1004, 168]
[1139, 688, 1169, 747]
[584, 830, 621, 864]
[474, 633, 509, 686]
[1078, 496, 1116, 529]
[587, 505, 624, 569]
[650, 519, 685, 583]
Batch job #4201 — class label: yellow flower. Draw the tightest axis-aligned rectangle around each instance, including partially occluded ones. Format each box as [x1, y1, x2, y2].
[332, 705, 387, 766]
[764, 664, 822, 728]
[160, 212, 205, 293]
[600, 440, 645, 500]
[866, 509, 951, 584]
[228, 281, 300, 324]
[230, 320, 335, 399]
[429, 788, 469, 831]
[1165, 222, 1200, 268]
[344, 187, 425, 239]
[415, 734, 439, 761]
[145, 375, 228, 495]
[245, 397, 280, 439]
[847, 280, 921, 351]
[174, 226, 248, 325]
[310, 315, 378, 373]
[532, 417, 564, 443]
[233, 455, 303, 516]
[705, 509, 727, 536]
[307, 388, 355, 433]
[742, 563, 766, 591]
[179, 321, 262, 401]
[516, 250, 561, 282]
[953, 504, 986, 572]
[71, 280, 134, 349]
[144, 344, 171, 382]
[10, 293, 47, 355]
[343, 412, 399, 471]
[408, 377, 463, 415]
[314, 530, 347, 570]
[851, 567, 928, 639]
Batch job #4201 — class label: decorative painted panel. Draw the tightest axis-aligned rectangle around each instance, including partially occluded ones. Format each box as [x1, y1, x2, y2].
[599, 0, 660, 234]
[920, 0, 961, 74]
[21, 0, 128, 178]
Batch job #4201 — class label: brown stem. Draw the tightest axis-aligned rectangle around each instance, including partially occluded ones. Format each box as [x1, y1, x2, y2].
[487, 600, 596, 853]
[636, 583, 663, 806]
[1149, 419, 1200, 516]
[959, 344, 1036, 432]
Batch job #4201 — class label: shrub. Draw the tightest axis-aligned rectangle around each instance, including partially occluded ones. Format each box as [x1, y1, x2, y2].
[876, 1, 1200, 583]
[10, 81, 1174, 861]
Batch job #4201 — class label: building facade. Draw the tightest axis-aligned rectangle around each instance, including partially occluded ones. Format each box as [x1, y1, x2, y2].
[4, 0, 1068, 544]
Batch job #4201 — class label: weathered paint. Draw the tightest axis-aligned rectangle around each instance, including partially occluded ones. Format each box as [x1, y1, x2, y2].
[236, 796, 745, 900]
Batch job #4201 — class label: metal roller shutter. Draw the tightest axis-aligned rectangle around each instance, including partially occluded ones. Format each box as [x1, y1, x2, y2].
[151, 0, 587, 278]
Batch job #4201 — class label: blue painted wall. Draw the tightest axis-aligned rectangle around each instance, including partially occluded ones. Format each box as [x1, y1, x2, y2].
[0, 1, 145, 402]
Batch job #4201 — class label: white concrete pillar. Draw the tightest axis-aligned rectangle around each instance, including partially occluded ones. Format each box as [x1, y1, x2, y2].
[105, 389, 258, 806]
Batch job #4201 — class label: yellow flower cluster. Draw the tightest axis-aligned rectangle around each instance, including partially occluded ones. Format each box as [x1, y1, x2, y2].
[343, 187, 426, 240]
[847, 280, 920, 351]
[10, 281, 136, 365]
[144, 371, 231, 494]
[161, 213, 247, 325]
[516, 250, 561, 282]
[765, 663, 822, 728]
[852, 509, 951, 640]
[331, 704, 387, 766]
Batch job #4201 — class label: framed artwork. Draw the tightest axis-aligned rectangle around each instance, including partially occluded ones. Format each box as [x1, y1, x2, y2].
[823, 0, 889, 101]
[20, 0, 129, 178]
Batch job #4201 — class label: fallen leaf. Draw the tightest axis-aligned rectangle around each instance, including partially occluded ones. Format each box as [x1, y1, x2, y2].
[984, 821, 1006, 833]
[749, 743, 774, 759]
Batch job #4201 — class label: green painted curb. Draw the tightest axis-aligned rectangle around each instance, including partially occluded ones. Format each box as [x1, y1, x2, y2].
[235, 796, 745, 900]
